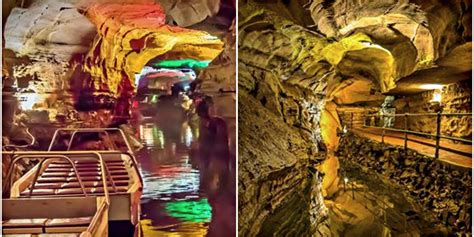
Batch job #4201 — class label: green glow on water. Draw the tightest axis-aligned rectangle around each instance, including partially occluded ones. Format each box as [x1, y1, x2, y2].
[165, 198, 212, 223]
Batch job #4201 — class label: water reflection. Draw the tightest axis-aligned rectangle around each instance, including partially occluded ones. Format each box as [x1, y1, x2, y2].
[137, 119, 234, 236]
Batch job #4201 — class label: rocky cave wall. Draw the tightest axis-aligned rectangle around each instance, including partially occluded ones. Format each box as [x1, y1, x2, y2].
[198, 20, 237, 156]
[82, 3, 224, 97]
[394, 80, 472, 139]
[337, 132, 472, 235]
[239, 92, 329, 236]
[238, 2, 332, 235]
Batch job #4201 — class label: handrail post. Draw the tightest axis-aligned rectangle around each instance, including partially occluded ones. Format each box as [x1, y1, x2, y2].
[435, 112, 441, 159]
[381, 114, 385, 143]
[350, 112, 353, 129]
[404, 113, 408, 157]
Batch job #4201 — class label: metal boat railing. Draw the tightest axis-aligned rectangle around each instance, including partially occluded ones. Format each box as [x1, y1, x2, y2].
[2, 151, 110, 201]
[48, 128, 134, 154]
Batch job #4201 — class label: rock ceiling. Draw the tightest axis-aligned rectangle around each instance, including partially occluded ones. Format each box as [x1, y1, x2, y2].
[82, 3, 224, 95]
[3, 0, 235, 96]
[240, 0, 471, 101]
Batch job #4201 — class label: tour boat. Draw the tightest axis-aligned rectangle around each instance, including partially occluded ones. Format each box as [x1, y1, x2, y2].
[3, 128, 143, 236]
[2, 152, 110, 237]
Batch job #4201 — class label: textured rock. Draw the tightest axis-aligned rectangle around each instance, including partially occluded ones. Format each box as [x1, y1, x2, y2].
[4, 1, 96, 61]
[238, 91, 328, 236]
[238, 0, 470, 235]
[198, 20, 236, 155]
[83, 3, 224, 96]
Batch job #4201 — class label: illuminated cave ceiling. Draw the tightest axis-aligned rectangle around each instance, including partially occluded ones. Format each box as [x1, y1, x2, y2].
[240, 0, 471, 100]
[3, 0, 234, 97]
[82, 3, 224, 95]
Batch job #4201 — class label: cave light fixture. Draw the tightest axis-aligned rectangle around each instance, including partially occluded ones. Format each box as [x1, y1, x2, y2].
[419, 84, 444, 90]
[202, 34, 219, 40]
[431, 89, 442, 103]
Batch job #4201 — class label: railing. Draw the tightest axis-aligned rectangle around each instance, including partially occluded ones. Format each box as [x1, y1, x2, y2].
[338, 111, 472, 159]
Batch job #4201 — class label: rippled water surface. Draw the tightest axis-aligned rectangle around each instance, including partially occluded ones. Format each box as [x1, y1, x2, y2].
[136, 119, 235, 237]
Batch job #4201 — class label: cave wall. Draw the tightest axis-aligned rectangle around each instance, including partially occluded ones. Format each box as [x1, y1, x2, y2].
[3, 1, 97, 122]
[238, 91, 329, 236]
[337, 132, 472, 235]
[238, 2, 333, 235]
[394, 80, 472, 139]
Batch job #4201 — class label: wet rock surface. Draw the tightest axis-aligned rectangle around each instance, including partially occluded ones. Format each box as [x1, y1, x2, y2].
[337, 132, 472, 235]
[238, 91, 328, 236]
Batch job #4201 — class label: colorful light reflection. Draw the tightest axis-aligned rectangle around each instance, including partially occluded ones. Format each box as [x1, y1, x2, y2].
[165, 199, 212, 223]
[139, 123, 164, 148]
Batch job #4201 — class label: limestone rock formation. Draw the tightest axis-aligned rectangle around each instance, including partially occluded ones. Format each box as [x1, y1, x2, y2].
[238, 91, 328, 236]
[83, 3, 224, 96]
[198, 20, 236, 155]
[4, 1, 97, 61]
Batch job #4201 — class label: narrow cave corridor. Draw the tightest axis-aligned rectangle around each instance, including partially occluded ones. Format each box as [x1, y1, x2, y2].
[238, 0, 471, 236]
[2, 0, 235, 237]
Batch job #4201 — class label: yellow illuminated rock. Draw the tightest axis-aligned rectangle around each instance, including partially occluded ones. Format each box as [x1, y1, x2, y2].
[83, 3, 224, 96]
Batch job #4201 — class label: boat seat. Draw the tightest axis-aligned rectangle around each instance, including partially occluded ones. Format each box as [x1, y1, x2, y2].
[48, 163, 125, 168]
[45, 166, 127, 172]
[37, 174, 129, 183]
[44, 217, 91, 233]
[21, 186, 129, 197]
[2, 218, 47, 234]
[21, 189, 56, 196]
[3, 234, 81, 237]
[2, 216, 91, 235]
[34, 180, 129, 189]
[51, 160, 124, 165]
[41, 170, 128, 177]
[55, 186, 129, 195]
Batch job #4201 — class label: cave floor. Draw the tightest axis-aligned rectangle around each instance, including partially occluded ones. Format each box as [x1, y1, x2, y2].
[351, 127, 472, 168]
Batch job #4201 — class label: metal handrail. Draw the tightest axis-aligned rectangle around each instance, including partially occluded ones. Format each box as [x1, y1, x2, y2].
[2, 151, 111, 202]
[48, 128, 134, 154]
[3, 154, 86, 197]
[340, 111, 472, 159]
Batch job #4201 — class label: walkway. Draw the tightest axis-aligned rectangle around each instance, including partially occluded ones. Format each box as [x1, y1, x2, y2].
[351, 127, 472, 168]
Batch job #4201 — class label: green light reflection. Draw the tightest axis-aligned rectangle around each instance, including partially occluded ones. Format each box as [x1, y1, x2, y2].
[164, 198, 212, 223]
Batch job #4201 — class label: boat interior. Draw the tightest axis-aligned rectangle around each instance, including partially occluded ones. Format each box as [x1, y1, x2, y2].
[2, 128, 143, 237]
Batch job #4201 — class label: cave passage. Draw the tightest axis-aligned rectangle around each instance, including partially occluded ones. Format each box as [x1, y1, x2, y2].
[238, 1, 471, 236]
[2, 1, 236, 237]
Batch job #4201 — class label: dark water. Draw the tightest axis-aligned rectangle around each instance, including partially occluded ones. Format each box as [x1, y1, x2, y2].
[136, 118, 236, 236]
